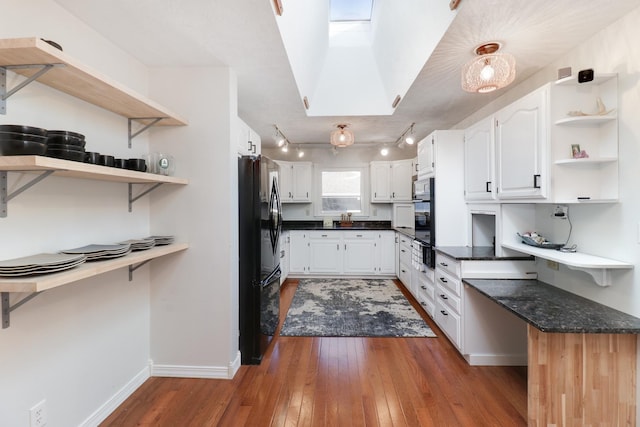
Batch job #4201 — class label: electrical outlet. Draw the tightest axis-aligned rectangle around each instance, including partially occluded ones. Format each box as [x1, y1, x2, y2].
[546, 260, 560, 271]
[30, 400, 47, 427]
[553, 205, 568, 218]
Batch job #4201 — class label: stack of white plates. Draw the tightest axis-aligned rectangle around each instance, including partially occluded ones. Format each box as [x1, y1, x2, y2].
[0, 253, 86, 277]
[61, 243, 132, 261]
[118, 238, 156, 251]
[146, 235, 175, 246]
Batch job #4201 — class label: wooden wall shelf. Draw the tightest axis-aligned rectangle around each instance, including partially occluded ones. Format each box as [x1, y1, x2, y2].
[0, 37, 188, 126]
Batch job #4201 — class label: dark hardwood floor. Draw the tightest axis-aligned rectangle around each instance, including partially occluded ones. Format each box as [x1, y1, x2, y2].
[101, 279, 527, 426]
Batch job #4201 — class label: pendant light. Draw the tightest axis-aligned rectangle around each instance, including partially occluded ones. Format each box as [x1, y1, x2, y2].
[330, 124, 355, 148]
[461, 42, 516, 93]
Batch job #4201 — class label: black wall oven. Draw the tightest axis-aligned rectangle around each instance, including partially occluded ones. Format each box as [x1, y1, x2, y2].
[413, 177, 435, 268]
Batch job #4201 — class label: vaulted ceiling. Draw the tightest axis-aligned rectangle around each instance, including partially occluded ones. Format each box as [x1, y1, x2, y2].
[53, 0, 640, 149]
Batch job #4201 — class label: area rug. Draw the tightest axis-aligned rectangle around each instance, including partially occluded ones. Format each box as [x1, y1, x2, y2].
[280, 278, 436, 337]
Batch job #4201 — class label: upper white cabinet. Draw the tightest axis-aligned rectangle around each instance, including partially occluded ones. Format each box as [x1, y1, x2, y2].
[495, 85, 549, 200]
[370, 159, 413, 203]
[237, 118, 260, 156]
[277, 161, 312, 203]
[417, 135, 434, 179]
[464, 116, 495, 201]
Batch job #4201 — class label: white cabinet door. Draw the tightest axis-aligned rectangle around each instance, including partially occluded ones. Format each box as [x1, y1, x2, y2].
[390, 159, 413, 202]
[343, 232, 376, 274]
[279, 231, 289, 285]
[370, 162, 391, 202]
[308, 233, 342, 273]
[464, 116, 494, 201]
[291, 163, 312, 201]
[278, 161, 312, 203]
[376, 231, 396, 274]
[495, 85, 548, 200]
[288, 231, 309, 274]
[417, 135, 434, 179]
[237, 117, 260, 156]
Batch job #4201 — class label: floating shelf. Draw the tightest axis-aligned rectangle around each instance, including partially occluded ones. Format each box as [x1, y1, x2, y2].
[0, 243, 188, 293]
[554, 157, 618, 166]
[555, 73, 617, 86]
[0, 37, 188, 126]
[555, 115, 616, 126]
[0, 155, 187, 184]
[502, 241, 632, 287]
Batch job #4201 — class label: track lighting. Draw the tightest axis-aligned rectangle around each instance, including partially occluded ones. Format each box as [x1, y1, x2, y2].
[404, 124, 415, 145]
[380, 146, 389, 156]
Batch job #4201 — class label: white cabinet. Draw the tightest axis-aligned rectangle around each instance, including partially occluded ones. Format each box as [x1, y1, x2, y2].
[277, 161, 312, 203]
[343, 232, 376, 274]
[308, 231, 342, 274]
[464, 116, 495, 201]
[279, 231, 289, 285]
[237, 117, 260, 156]
[397, 233, 412, 288]
[495, 84, 548, 200]
[376, 231, 396, 275]
[370, 159, 413, 203]
[417, 135, 434, 179]
[288, 231, 309, 274]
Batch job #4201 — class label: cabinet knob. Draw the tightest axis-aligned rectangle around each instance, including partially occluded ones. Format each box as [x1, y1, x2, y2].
[486, 181, 491, 193]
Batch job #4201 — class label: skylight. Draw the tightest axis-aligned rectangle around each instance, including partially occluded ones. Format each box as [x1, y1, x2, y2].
[330, 0, 373, 22]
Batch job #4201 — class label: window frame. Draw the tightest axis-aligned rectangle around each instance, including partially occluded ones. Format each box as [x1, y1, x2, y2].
[313, 164, 369, 217]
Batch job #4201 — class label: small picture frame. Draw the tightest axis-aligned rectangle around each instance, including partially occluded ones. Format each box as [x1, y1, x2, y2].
[571, 144, 581, 158]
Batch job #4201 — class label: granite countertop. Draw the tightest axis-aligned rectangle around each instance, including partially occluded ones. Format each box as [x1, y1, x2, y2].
[282, 221, 394, 231]
[463, 278, 640, 334]
[436, 246, 534, 261]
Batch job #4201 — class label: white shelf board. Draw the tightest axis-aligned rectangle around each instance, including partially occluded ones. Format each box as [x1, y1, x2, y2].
[0, 156, 188, 184]
[502, 242, 631, 269]
[0, 243, 188, 293]
[555, 115, 616, 126]
[554, 157, 617, 166]
[555, 73, 617, 86]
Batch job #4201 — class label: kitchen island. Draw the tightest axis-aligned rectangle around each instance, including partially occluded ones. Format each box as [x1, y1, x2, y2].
[464, 278, 640, 426]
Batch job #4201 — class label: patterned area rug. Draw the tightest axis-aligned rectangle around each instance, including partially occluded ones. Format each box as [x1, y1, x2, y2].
[280, 278, 436, 337]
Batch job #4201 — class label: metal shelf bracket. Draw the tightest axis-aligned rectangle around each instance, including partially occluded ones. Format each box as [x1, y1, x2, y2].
[2, 291, 42, 329]
[128, 259, 152, 281]
[1, 170, 55, 218]
[128, 182, 164, 212]
[128, 117, 164, 148]
[1, 64, 60, 114]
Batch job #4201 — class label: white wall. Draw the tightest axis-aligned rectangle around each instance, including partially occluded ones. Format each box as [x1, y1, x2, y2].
[146, 66, 240, 376]
[0, 1, 155, 426]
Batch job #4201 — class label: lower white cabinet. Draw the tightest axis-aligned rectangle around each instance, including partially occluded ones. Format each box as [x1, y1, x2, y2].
[279, 231, 289, 285]
[434, 250, 536, 365]
[287, 230, 395, 276]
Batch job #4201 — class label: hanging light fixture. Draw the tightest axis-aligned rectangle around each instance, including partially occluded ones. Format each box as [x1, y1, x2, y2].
[330, 124, 355, 148]
[461, 42, 516, 94]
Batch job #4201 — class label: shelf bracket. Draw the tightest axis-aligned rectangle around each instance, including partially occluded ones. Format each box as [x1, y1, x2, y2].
[1, 64, 59, 115]
[129, 259, 151, 281]
[566, 266, 611, 287]
[128, 182, 163, 212]
[128, 117, 164, 148]
[1, 170, 55, 218]
[2, 291, 42, 329]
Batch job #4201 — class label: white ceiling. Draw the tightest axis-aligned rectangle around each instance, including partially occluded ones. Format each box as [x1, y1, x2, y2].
[52, 0, 640, 148]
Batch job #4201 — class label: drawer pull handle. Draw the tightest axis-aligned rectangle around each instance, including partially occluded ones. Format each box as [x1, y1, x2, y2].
[421, 286, 426, 290]
[440, 294, 447, 300]
[356, 234, 363, 237]
[321, 234, 328, 237]
[440, 277, 447, 283]
[440, 310, 448, 316]
[401, 249, 406, 253]
[440, 262, 448, 267]
[401, 269, 406, 273]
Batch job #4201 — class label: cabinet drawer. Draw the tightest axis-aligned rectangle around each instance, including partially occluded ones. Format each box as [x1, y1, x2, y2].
[435, 253, 460, 278]
[435, 300, 461, 349]
[398, 262, 411, 287]
[416, 274, 435, 301]
[399, 244, 411, 266]
[434, 268, 461, 297]
[436, 282, 461, 314]
[308, 231, 338, 239]
[398, 234, 412, 249]
[418, 298, 435, 318]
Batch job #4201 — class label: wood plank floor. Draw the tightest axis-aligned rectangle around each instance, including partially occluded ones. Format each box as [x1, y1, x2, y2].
[101, 279, 527, 426]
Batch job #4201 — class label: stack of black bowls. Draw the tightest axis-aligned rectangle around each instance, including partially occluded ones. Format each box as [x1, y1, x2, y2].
[45, 130, 86, 162]
[0, 125, 48, 155]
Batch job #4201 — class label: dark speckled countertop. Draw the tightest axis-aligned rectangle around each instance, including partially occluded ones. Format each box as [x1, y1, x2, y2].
[463, 279, 640, 334]
[282, 220, 412, 232]
[436, 246, 533, 261]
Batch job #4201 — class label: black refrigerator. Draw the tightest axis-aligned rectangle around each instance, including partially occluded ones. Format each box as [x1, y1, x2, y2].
[238, 155, 282, 365]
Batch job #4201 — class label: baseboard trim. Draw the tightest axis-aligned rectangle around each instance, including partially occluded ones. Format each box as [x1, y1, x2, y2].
[79, 364, 150, 427]
[151, 361, 236, 379]
[464, 353, 527, 366]
[228, 351, 241, 378]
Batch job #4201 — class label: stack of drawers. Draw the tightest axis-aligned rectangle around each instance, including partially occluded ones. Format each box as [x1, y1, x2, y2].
[434, 252, 463, 350]
[398, 234, 412, 287]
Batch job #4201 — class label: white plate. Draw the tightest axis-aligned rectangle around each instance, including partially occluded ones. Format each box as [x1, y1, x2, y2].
[61, 243, 131, 254]
[0, 258, 86, 276]
[0, 253, 86, 269]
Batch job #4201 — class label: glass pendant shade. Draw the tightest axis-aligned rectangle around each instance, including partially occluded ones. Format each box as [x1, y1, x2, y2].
[462, 43, 516, 93]
[330, 125, 355, 147]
